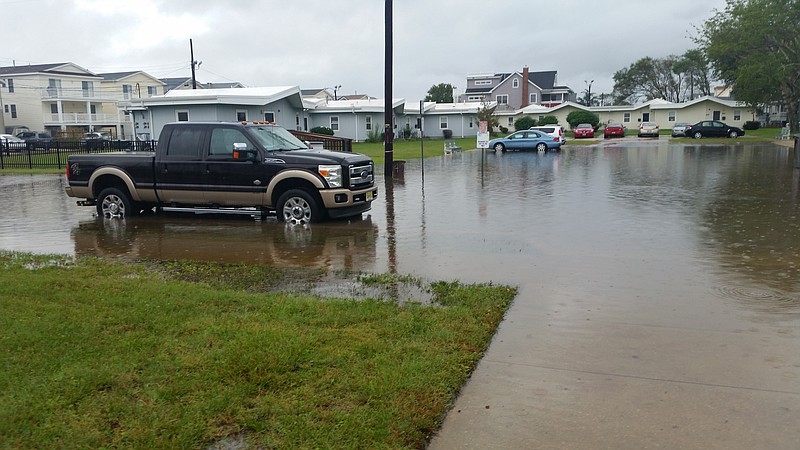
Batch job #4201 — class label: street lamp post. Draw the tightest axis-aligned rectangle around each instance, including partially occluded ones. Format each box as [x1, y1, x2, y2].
[585, 79, 594, 106]
[333, 85, 341, 101]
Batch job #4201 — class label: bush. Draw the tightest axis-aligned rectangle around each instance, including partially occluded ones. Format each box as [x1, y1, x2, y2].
[514, 116, 537, 131]
[365, 129, 384, 143]
[442, 129, 453, 139]
[566, 111, 600, 129]
[538, 115, 559, 126]
[743, 121, 760, 130]
[499, 126, 509, 134]
[310, 126, 335, 135]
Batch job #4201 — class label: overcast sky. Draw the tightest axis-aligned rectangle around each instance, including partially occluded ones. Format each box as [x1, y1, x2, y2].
[3, 0, 728, 101]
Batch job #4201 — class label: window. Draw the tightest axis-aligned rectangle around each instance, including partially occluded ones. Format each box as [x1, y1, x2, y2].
[529, 93, 538, 104]
[668, 111, 676, 122]
[209, 128, 254, 155]
[468, 95, 483, 101]
[365, 116, 372, 130]
[496, 95, 508, 104]
[90, 105, 96, 115]
[734, 110, 741, 121]
[82, 81, 93, 97]
[508, 117, 514, 126]
[147, 86, 158, 96]
[166, 126, 203, 158]
[122, 84, 132, 100]
[512, 78, 519, 88]
[623, 113, 631, 123]
[264, 111, 275, 122]
[50, 104, 58, 114]
[47, 79, 61, 97]
[469, 118, 474, 128]
[474, 80, 492, 86]
[176, 110, 189, 122]
[330, 116, 339, 131]
[440, 117, 448, 129]
[236, 110, 247, 122]
[10, 104, 16, 118]
[7, 78, 13, 93]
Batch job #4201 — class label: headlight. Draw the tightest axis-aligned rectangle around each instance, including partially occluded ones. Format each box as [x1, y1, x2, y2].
[318, 164, 342, 188]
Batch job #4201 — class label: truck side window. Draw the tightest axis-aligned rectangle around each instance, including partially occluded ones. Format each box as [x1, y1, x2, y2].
[166, 126, 204, 159]
[209, 128, 254, 156]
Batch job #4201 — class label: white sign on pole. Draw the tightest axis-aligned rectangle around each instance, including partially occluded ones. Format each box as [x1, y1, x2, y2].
[477, 121, 490, 148]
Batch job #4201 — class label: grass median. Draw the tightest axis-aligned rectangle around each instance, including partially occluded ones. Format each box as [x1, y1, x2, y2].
[0, 252, 516, 449]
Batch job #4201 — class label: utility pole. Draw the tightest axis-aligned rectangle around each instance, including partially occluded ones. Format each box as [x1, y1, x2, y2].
[190, 39, 200, 89]
[384, 0, 393, 177]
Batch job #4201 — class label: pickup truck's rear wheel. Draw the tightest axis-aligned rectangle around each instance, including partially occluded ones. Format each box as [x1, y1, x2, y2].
[96, 187, 135, 218]
[277, 189, 323, 225]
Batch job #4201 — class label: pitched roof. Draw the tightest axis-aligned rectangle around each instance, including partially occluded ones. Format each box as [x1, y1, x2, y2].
[528, 71, 557, 90]
[140, 86, 305, 109]
[0, 62, 98, 77]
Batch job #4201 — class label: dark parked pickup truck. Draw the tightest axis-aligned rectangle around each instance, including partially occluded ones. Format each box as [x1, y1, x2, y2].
[65, 122, 377, 224]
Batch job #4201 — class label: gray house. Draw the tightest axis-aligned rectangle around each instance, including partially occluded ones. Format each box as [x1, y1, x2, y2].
[309, 99, 404, 142]
[137, 86, 305, 139]
[460, 67, 575, 111]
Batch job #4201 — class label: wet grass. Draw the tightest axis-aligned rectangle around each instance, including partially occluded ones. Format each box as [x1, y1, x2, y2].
[353, 137, 475, 166]
[0, 251, 516, 449]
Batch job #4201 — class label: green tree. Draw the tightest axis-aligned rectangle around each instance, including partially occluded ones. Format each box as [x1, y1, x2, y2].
[538, 115, 559, 126]
[566, 111, 600, 128]
[611, 52, 713, 104]
[514, 116, 536, 131]
[698, 0, 800, 132]
[476, 103, 500, 135]
[424, 83, 455, 103]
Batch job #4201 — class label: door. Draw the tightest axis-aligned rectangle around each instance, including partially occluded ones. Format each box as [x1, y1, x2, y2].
[642, 112, 650, 122]
[712, 110, 721, 121]
[154, 124, 207, 204]
[203, 126, 267, 206]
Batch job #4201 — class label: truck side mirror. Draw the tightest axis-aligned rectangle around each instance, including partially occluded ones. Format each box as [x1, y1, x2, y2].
[232, 142, 256, 161]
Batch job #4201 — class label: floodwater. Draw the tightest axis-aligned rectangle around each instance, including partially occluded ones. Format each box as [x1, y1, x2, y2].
[2, 141, 800, 447]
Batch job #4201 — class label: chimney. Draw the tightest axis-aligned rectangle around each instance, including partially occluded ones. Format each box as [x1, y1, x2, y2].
[521, 66, 530, 108]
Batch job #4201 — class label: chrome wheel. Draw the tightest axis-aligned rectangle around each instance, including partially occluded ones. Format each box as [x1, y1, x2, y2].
[277, 189, 321, 225]
[729, 131, 739, 138]
[536, 143, 547, 152]
[493, 143, 505, 152]
[96, 187, 131, 218]
[693, 131, 703, 139]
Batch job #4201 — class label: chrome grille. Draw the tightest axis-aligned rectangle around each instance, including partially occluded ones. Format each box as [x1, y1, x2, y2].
[349, 163, 374, 187]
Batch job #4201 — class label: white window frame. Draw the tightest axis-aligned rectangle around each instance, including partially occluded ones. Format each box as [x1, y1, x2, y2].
[122, 84, 132, 100]
[365, 116, 372, 130]
[6, 78, 13, 93]
[734, 110, 741, 121]
[496, 95, 509, 104]
[236, 110, 248, 122]
[474, 80, 492, 86]
[468, 95, 483, 101]
[439, 116, 448, 129]
[264, 111, 275, 122]
[529, 93, 538, 104]
[176, 110, 189, 122]
[668, 111, 676, 122]
[147, 86, 158, 97]
[512, 78, 519, 88]
[330, 116, 339, 131]
[623, 112, 631, 123]
[508, 117, 514, 126]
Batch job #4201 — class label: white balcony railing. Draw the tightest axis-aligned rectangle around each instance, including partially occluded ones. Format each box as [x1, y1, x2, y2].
[45, 113, 131, 125]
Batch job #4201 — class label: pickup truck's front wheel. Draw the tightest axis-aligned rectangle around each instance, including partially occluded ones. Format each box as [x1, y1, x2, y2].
[97, 187, 135, 218]
[277, 189, 323, 225]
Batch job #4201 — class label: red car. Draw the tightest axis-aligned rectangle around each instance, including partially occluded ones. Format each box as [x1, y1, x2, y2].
[604, 123, 625, 139]
[574, 123, 595, 138]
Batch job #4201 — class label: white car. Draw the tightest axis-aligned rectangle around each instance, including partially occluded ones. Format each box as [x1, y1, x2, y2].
[1, 133, 24, 153]
[530, 125, 566, 144]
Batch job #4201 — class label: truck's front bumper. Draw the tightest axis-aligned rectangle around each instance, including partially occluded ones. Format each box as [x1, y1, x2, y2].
[320, 186, 378, 218]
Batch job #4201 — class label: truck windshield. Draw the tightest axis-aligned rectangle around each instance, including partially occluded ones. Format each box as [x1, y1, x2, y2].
[248, 125, 309, 151]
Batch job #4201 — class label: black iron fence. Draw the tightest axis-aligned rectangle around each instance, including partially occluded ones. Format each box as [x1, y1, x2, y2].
[0, 140, 156, 170]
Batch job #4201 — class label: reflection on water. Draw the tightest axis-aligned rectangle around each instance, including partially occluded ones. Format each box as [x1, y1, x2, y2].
[72, 214, 378, 271]
[1, 142, 799, 317]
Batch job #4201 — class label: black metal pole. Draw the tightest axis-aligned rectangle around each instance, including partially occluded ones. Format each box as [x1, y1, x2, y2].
[190, 39, 197, 89]
[384, 0, 393, 177]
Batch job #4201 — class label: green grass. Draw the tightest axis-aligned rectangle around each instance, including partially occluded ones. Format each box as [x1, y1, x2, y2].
[0, 252, 516, 449]
[353, 137, 475, 166]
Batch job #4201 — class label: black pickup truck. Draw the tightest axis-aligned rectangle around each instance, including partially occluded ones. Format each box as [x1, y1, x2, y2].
[65, 122, 377, 224]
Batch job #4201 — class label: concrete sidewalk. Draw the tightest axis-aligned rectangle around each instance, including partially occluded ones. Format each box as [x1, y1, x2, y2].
[429, 280, 800, 449]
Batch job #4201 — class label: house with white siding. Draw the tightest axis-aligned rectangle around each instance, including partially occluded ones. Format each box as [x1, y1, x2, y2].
[308, 98, 404, 142]
[136, 86, 305, 139]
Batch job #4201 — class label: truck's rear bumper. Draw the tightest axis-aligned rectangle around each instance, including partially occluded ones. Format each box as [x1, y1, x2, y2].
[65, 185, 91, 199]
